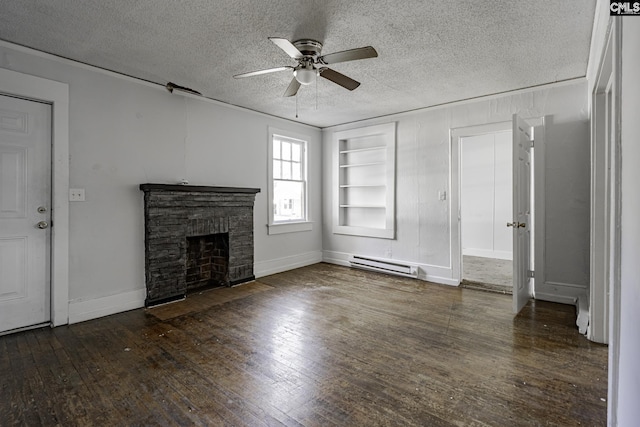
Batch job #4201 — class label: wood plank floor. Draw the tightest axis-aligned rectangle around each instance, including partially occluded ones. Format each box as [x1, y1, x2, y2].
[0, 263, 607, 426]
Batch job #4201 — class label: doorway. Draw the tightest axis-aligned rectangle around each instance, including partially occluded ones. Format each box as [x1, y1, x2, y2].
[451, 117, 542, 314]
[0, 67, 69, 330]
[459, 130, 513, 294]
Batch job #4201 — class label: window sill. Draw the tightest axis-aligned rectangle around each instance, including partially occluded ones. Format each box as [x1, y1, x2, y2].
[267, 221, 313, 235]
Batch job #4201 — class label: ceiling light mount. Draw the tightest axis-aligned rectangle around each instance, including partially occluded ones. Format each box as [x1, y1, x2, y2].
[292, 39, 323, 57]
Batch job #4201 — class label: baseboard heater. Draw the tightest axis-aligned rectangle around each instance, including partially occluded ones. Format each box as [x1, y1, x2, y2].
[349, 255, 418, 278]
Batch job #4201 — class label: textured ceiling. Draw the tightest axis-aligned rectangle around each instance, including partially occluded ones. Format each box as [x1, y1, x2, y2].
[0, 1, 596, 128]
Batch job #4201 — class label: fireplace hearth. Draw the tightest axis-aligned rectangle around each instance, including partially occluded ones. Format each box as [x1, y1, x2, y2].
[140, 184, 260, 307]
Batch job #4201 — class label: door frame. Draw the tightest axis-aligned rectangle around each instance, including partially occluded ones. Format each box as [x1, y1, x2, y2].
[450, 119, 545, 298]
[589, 18, 619, 345]
[0, 67, 70, 327]
[589, 16, 621, 424]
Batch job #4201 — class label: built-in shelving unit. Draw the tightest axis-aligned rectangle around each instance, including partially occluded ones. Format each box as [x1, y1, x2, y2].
[333, 122, 396, 239]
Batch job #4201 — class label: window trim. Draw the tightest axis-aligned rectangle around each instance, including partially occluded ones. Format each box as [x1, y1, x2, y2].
[267, 127, 313, 235]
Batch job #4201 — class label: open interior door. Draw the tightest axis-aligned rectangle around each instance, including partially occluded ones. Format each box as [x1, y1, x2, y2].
[511, 114, 533, 314]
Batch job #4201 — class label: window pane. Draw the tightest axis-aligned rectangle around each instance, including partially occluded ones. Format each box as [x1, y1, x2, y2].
[273, 139, 282, 160]
[282, 161, 292, 179]
[282, 141, 291, 161]
[291, 142, 301, 162]
[273, 180, 304, 222]
[273, 160, 281, 179]
[292, 162, 301, 180]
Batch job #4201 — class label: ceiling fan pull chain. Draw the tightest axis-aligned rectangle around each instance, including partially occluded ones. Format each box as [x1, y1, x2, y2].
[295, 92, 298, 118]
[316, 72, 318, 110]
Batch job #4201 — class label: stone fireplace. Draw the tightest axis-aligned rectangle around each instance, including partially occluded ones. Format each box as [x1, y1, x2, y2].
[140, 184, 260, 307]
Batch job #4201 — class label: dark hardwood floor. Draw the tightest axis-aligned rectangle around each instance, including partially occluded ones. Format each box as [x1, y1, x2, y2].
[0, 263, 607, 426]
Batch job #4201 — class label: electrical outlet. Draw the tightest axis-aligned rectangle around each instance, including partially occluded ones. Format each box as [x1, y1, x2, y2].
[438, 190, 447, 201]
[69, 188, 86, 202]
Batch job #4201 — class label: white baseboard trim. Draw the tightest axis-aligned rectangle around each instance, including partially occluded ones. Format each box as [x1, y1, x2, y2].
[535, 280, 587, 305]
[535, 292, 577, 306]
[543, 280, 589, 290]
[322, 250, 458, 286]
[463, 248, 512, 261]
[322, 250, 351, 267]
[254, 250, 323, 278]
[423, 275, 459, 286]
[68, 289, 146, 325]
[536, 281, 588, 306]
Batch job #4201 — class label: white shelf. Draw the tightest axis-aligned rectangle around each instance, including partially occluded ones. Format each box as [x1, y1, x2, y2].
[339, 162, 385, 168]
[339, 204, 386, 208]
[339, 145, 386, 154]
[339, 184, 386, 188]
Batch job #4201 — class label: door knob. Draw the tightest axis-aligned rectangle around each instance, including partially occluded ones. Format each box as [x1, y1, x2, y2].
[36, 221, 49, 229]
[507, 222, 527, 228]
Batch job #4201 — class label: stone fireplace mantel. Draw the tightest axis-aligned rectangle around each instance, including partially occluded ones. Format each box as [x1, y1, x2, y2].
[140, 184, 260, 307]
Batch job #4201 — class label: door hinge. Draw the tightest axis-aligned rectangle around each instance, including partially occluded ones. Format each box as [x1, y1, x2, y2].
[527, 270, 535, 278]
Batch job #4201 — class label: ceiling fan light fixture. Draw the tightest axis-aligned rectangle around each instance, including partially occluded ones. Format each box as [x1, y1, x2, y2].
[294, 67, 316, 85]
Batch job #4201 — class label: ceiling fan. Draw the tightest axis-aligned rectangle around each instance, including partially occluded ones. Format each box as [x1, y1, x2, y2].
[233, 37, 378, 97]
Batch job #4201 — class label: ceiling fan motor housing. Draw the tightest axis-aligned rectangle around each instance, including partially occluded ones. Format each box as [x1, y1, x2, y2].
[292, 39, 323, 58]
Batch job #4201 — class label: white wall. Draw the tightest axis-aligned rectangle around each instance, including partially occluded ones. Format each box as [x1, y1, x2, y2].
[0, 43, 323, 322]
[461, 131, 512, 260]
[322, 81, 590, 300]
[616, 18, 640, 427]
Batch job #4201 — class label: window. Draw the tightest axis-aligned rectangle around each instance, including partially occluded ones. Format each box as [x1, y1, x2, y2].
[273, 137, 304, 221]
[268, 127, 312, 234]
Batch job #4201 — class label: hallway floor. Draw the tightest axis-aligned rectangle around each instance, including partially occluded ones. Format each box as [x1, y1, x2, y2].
[463, 255, 513, 292]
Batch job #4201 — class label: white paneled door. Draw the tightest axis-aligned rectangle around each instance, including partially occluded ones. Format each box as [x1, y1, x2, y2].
[0, 94, 51, 334]
[512, 114, 533, 314]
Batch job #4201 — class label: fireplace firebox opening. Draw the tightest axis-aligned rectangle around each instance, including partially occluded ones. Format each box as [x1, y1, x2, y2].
[186, 233, 229, 291]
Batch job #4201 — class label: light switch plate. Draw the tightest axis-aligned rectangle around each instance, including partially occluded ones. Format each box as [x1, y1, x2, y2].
[69, 188, 86, 202]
